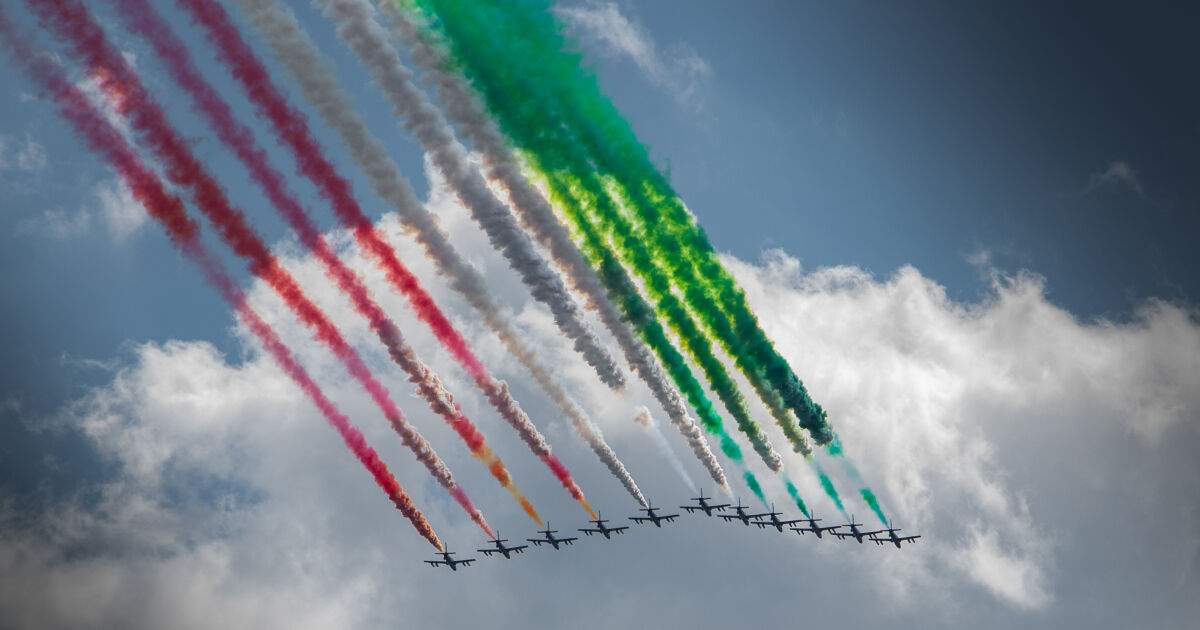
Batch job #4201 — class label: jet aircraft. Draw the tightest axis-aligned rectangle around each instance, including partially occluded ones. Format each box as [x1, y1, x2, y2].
[526, 524, 578, 550]
[751, 503, 804, 532]
[717, 499, 769, 526]
[578, 514, 629, 539]
[831, 515, 883, 543]
[629, 504, 680, 528]
[681, 490, 730, 516]
[425, 549, 475, 571]
[788, 512, 839, 539]
[477, 534, 529, 559]
[869, 522, 921, 548]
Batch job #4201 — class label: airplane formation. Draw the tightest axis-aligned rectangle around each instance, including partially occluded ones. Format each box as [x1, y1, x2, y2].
[426, 491, 921, 569]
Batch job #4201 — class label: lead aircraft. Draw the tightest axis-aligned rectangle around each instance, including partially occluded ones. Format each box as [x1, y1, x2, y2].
[578, 514, 629, 539]
[832, 515, 883, 543]
[425, 549, 475, 570]
[681, 490, 730, 516]
[478, 534, 528, 559]
[526, 524, 578, 550]
[751, 503, 805, 532]
[788, 511, 840, 539]
[629, 504, 680, 527]
[718, 499, 770, 526]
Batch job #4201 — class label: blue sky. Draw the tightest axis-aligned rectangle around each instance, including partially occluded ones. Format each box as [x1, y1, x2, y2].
[578, 0, 1200, 318]
[0, 1, 1198, 628]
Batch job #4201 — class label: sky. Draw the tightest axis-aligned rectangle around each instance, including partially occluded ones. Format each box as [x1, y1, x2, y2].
[0, 1, 1198, 628]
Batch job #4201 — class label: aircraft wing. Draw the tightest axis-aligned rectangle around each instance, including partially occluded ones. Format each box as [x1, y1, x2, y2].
[578, 528, 600, 535]
[526, 538, 545, 546]
[717, 514, 741, 521]
[711, 504, 730, 510]
[458, 559, 475, 567]
[832, 531, 855, 539]
[681, 506, 699, 512]
[610, 526, 629, 534]
[750, 520, 772, 528]
[899, 535, 921, 543]
[425, 560, 445, 567]
[561, 537, 578, 545]
[478, 549, 496, 556]
[630, 517, 650, 523]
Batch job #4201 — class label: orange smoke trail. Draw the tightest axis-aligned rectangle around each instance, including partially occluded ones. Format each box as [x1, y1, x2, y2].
[518, 497, 543, 528]
[581, 500, 598, 522]
[390, 339, 539, 530]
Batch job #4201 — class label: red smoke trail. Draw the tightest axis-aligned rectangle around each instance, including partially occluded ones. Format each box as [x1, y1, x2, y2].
[178, 0, 592, 514]
[30, 0, 492, 538]
[111, 0, 540, 528]
[183, 0, 484, 377]
[0, 11, 442, 550]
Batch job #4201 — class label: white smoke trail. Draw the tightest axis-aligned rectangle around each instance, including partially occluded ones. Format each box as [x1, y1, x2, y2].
[632, 406, 696, 493]
[318, 0, 626, 392]
[378, 0, 728, 490]
[234, 0, 646, 507]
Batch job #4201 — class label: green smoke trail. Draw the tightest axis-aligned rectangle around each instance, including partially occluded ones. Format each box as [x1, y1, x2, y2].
[401, 0, 823, 511]
[811, 459, 847, 518]
[744, 470, 766, 506]
[826, 436, 888, 524]
[531, 144, 775, 500]
[861, 488, 887, 526]
[549, 167, 782, 472]
[405, 0, 788, 475]
[424, 0, 882, 526]
[419, 0, 834, 449]
[782, 476, 810, 517]
[608, 181, 811, 456]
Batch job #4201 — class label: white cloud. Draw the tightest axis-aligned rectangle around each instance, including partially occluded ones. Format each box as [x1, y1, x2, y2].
[17, 207, 94, 240]
[16, 178, 146, 241]
[94, 177, 148, 240]
[16, 134, 48, 171]
[954, 525, 1050, 610]
[729, 251, 1199, 611]
[1085, 160, 1145, 197]
[0, 133, 49, 172]
[557, 1, 710, 106]
[1, 162, 1197, 627]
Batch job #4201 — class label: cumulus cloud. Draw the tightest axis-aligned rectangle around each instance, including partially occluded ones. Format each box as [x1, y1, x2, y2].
[556, 1, 710, 106]
[1, 161, 1197, 628]
[0, 341, 380, 629]
[730, 251, 1199, 613]
[93, 177, 148, 240]
[17, 178, 146, 241]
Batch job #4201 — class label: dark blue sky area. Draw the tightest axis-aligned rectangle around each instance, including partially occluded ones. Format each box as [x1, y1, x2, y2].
[594, 0, 1199, 319]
